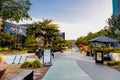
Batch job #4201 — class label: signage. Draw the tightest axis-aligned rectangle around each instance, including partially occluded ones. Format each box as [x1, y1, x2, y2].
[43, 49, 52, 66]
[96, 52, 102, 61]
[95, 51, 104, 64]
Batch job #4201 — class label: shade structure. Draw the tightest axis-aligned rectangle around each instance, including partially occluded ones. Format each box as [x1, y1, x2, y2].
[89, 35, 118, 43]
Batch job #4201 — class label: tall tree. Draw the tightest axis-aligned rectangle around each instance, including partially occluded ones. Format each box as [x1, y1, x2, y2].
[107, 15, 120, 38]
[0, 0, 31, 22]
[27, 19, 60, 48]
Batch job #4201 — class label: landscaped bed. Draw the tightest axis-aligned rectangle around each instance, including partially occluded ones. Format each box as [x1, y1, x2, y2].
[105, 61, 120, 72]
[0, 54, 50, 80]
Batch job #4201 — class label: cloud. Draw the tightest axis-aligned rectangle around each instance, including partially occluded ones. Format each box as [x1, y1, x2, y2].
[8, 17, 41, 24]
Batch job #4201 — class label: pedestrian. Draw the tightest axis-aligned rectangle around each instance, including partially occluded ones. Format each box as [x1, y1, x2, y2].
[38, 48, 42, 59]
[52, 52, 54, 58]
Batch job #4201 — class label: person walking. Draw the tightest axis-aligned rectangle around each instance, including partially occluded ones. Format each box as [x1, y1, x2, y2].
[38, 48, 42, 59]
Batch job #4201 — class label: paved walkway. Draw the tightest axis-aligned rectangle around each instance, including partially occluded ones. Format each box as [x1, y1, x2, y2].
[42, 59, 93, 80]
[42, 49, 120, 80]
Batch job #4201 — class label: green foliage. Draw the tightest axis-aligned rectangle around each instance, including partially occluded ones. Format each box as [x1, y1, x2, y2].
[21, 60, 43, 69]
[107, 15, 120, 40]
[0, 0, 31, 22]
[2, 47, 9, 51]
[112, 48, 120, 53]
[0, 31, 14, 47]
[52, 37, 66, 52]
[27, 19, 60, 48]
[0, 48, 2, 51]
[25, 35, 38, 47]
[103, 48, 114, 54]
[0, 56, 3, 62]
[106, 61, 120, 66]
[75, 29, 108, 46]
[94, 48, 120, 54]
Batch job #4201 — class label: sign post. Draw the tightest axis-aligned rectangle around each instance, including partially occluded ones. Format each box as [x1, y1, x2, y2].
[43, 49, 52, 66]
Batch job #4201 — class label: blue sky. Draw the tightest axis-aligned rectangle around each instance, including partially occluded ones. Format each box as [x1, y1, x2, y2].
[28, 0, 112, 40]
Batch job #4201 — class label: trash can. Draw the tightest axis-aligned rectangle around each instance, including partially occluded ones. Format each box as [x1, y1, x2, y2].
[95, 51, 104, 64]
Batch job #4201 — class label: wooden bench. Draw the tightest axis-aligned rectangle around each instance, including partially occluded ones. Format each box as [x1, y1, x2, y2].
[10, 70, 33, 80]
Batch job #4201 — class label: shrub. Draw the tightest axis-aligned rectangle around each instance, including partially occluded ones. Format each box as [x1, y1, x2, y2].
[2, 47, 9, 51]
[0, 56, 3, 62]
[21, 60, 43, 69]
[112, 48, 120, 53]
[106, 61, 120, 66]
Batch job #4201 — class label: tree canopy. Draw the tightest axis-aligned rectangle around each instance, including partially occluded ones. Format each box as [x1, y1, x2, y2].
[27, 19, 60, 48]
[0, 0, 31, 22]
[107, 15, 120, 39]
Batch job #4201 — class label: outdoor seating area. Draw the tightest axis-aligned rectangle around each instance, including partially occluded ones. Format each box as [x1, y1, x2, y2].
[1, 0, 120, 80]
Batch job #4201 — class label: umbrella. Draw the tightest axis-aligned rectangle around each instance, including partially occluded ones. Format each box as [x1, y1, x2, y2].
[89, 35, 118, 43]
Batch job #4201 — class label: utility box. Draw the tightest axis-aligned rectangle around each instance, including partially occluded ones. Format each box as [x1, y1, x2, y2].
[95, 51, 104, 64]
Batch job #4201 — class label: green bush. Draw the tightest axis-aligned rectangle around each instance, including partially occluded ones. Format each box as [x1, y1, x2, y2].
[0, 56, 3, 62]
[94, 48, 120, 54]
[106, 61, 120, 66]
[112, 48, 120, 53]
[0, 48, 2, 51]
[21, 60, 43, 69]
[2, 47, 9, 51]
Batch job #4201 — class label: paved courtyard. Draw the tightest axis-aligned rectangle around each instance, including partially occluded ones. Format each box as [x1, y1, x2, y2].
[42, 49, 120, 80]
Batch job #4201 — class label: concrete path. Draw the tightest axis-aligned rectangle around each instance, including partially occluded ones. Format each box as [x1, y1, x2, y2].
[42, 59, 93, 80]
[42, 49, 120, 80]
[76, 60, 120, 80]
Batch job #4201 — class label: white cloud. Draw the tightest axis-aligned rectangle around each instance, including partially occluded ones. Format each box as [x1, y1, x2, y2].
[8, 17, 41, 24]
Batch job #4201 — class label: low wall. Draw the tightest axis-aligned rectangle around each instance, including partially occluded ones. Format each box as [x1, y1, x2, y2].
[111, 53, 120, 61]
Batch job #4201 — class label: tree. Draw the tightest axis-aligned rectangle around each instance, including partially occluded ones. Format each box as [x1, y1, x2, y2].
[28, 19, 60, 48]
[107, 15, 120, 39]
[52, 37, 65, 52]
[75, 29, 108, 46]
[0, 0, 31, 22]
[64, 40, 72, 49]
[25, 35, 37, 50]
[0, 31, 14, 47]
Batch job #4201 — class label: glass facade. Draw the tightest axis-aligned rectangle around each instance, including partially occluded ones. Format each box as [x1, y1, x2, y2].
[113, 0, 120, 15]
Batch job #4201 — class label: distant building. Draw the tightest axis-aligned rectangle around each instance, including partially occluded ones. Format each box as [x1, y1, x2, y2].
[61, 32, 65, 40]
[4, 22, 29, 48]
[113, 0, 120, 15]
[58, 32, 65, 40]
